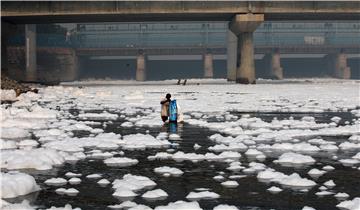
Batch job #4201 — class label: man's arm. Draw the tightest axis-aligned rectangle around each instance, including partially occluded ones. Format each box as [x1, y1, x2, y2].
[160, 99, 168, 104]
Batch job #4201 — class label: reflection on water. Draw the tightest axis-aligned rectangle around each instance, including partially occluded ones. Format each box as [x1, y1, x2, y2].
[5, 112, 360, 210]
[169, 122, 177, 134]
[5, 192, 40, 205]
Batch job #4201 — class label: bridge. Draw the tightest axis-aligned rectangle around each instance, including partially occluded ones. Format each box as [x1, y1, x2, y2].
[2, 1, 360, 83]
[2, 1, 360, 22]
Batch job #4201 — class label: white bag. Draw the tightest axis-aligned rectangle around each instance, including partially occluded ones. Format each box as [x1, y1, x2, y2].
[177, 103, 184, 123]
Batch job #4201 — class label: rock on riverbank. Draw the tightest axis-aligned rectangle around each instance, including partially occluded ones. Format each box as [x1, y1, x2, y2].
[1, 73, 38, 100]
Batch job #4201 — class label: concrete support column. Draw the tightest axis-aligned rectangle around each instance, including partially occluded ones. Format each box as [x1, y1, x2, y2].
[325, 52, 351, 79]
[230, 13, 264, 84]
[136, 54, 146, 81]
[1, 21, 9, 72]
[203, 53, 214, 78]
[271, 50, 283, 79]
[334, 53, 351, 79]
[62, 49, 79, 81]
[25, 24, 37, 81]
[237, 32, 256, 83]
[226, 30, 237, 81]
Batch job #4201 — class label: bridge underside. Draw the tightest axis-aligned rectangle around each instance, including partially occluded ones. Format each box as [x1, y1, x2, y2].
[75, 46, 360, 57]
[2, 1, 360, 24]
[3, 13, 360, 24]
[2, 1, 359, 83]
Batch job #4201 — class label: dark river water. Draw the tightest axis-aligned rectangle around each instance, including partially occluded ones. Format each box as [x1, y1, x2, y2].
[5, 111, 360, 210]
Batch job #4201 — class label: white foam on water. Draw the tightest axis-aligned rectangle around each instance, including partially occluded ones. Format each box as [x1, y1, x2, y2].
[112, 174, 156, 200]
[55, 188, 66, 195]
[86, 174, 102, 179]
[323, 180, 336, 188]
[257, 169, 316, 190]
[335, 193, 350, 199]
[64, 188, 79, 196]
[213, 175, 225, 182]
[1, 127, 30, 140]
[1, 200, 35, 210]
[220, 181, 239, 188]
[1, 148, 65, 170]
[46, 204, 81, 210]
[1, 172, 40, 198]
[0, 140, 17, 150]
[68, 178, 81, 185]
[307, 168, 327, 178]
[186, 191, 220, 200]
[2, 79, 360, 209]
[16, 140, 39, 150]
[154, 200, 202, 210]
[213, 204, 239, 210]
[274, 152, 316, 167]
[147, 152, 173, 161]
[97, 179, 110, 186]
[193, 144, 201, 150]
[45, 178, 67, 186]
[315, 191, 334, 196]
[302, 206, 316, 210]
[78, 112, 118, 120]
[322, 165, 335, 171]
[267, 186, 283, 193]
[336, 197, 360, 210]
[108, 201, 137, 209]
[154, 166, 184, 177]
[104, 157, 138, 167]
[169, 133, 182, 140]
[65, 172, 82, 178]
[353, 152, 360, 160]
[122, 133, 170, 150]
[141, 189, 168, 200]
[339, 159, 360, 166]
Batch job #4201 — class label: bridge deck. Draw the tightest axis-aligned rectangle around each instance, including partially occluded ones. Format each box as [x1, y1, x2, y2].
[2, 1, 360, 23]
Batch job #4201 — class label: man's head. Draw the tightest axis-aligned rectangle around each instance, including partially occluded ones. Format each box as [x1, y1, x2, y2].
[166, 93, 171, 99]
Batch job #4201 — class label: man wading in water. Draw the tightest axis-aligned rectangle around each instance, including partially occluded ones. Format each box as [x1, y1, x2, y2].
[160, 93, 184, 124]
[160, 93, 172, 123]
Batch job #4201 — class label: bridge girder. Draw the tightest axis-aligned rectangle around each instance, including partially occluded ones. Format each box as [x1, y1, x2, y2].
[2, 1, 360, 24]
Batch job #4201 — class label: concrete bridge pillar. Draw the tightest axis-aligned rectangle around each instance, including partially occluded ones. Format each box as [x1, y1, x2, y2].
[226, 30, 237, 81]
[325, 52, 351, 79]
[1, 21, 10, 72]
[237, 32, 256, 84]
[61, 49, 79, 81]
[25, 24, 37, 81]
[136, 54, 146, 81]
[230, 13, 264, 84]
[334, 52, 351, 79]
[270, 49, 283, 79]
[203, 53, 214, 78]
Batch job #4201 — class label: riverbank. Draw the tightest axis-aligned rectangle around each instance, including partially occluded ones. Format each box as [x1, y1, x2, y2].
[1, 72, 38, 99]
